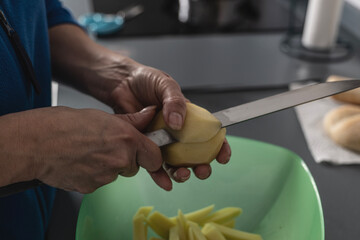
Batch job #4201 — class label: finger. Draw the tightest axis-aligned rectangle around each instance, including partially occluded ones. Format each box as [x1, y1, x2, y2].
[216, 138, 231, 164]
[136, 135, 163, 173]
[111, 81, 144, 113]
[158, 76, 187, 130]
[115, 106, 157, 131]
[192, 164, 212, 180]
[118, 158, 140, 178]
[148, 168, 173, 191]
[164, 163, 191, 183]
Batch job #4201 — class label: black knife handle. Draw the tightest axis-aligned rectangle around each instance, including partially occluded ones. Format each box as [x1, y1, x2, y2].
[0, 180, 42, 198]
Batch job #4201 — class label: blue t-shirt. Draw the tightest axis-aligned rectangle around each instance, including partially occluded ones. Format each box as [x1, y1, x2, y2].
[0, 0, 77, 239]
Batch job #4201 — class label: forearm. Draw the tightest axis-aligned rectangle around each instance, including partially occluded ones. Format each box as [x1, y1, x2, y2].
[0, 110, 41, 186]
[49, 24, 137, 106]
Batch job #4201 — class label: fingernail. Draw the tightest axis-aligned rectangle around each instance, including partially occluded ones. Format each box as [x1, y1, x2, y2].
[169, 112, 183, 130]
[140, 105, 157, 113]
[221, 156, 230, 164]
[173, 171, 190, 182]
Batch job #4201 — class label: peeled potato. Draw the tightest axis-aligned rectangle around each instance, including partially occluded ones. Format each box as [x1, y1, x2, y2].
[148, 102, 222, 143]
[148, 102, 226, 167]
[161, 129, 226, 166]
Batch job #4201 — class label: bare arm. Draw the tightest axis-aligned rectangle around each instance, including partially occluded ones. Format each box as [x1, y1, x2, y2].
[49, 24, 126, 107]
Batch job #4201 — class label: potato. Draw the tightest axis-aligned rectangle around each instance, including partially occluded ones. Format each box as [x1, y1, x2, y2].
[132, 207, 153, 240]
[147, 102, 226, 167]
[199, 207, 242, 226]
[147, 211, 175, 238]
[207, 223, 263, 240]
[161, 128, 226, 166]
[169, 226, 180, 240]
[148, 103, 222, 143]
[170, 205, 215, 224]
[188, 222, 207, 240]
[201, 224, 226, 240]
[176, 210, 188, 240]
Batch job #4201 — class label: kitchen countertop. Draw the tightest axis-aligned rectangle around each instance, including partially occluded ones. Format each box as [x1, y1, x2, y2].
[47, 31, 360, 240]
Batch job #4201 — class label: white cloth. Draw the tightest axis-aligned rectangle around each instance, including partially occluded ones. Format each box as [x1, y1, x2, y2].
[291, 81, 360, 164]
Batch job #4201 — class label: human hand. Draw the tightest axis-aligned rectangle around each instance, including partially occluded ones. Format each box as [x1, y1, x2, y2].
[94, 57, 231, 184]
[6, 106, 171, 193]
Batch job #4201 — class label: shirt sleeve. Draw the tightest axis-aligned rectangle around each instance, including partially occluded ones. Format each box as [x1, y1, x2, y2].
[45, 0, 79, 28]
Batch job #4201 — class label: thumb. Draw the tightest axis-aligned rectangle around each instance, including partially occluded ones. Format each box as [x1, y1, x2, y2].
[115, 106, 157, 131]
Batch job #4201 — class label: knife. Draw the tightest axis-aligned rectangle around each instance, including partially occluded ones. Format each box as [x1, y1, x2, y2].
[146, 79, 360, 147]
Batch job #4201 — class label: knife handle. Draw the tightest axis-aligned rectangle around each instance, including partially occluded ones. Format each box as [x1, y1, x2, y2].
[0, 179, 42, 198]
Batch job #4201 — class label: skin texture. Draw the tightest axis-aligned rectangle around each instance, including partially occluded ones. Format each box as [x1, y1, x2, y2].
[0, 24, 231, 193]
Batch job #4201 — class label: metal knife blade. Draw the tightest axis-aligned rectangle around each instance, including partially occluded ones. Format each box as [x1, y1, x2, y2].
[146, 79, 360, 147]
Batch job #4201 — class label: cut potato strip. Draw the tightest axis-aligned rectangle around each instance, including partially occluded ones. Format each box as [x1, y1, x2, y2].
[135, 206, 154, 217]
[170, 205, 215, 224]
[147, 211, 176, 238]
[133, 215, 147, 240]
[169, 226, 180, 240]
[200, 207, 242, 225]
[201, 224, 226, 240]
[133, 207, 154, 240]
[188, 222, 207, 240]
[221, 219, 236, 228]
[209, 223, 262, 240]
[185, 205, 215, 222]
[176, 210, 188, 240]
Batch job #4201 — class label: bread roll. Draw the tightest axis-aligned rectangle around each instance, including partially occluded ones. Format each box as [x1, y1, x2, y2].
[327, 75, 360, 104]
[323, 104, 360, 152]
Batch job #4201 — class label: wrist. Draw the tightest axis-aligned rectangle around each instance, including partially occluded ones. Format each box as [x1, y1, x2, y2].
[0, 111, 40, 186]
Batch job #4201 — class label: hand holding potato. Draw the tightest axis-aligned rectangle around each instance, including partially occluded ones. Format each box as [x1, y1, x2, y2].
[148, 103, 227, 167]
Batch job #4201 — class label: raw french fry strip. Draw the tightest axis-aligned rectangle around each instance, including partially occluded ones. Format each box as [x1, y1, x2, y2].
[188, 227, 195, 240]
[221, 219, 236, 228]
[201, 224, 227, 240]
[133, 215, 147, 240]
[200, 207, 242, 225]
[132, 207, 153, 240]
[176, 210, 187, 240]
[137, 206, 154, 217]
[185, 205, 215, 222]
[147, 211, 176, 238]
[188, 221, 207, 240]
[210, 223, 263, 240]
[169, 226, 180, 240]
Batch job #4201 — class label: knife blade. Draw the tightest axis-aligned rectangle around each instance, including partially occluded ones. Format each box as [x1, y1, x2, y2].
[146, 79, 360, 146]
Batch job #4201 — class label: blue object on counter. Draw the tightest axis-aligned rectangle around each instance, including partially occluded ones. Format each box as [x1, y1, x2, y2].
[78, 13, 124, 35]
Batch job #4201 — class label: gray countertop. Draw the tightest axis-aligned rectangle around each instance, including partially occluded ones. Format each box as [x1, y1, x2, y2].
[94, 31, 360, 89]
[48, 32, 360, 239]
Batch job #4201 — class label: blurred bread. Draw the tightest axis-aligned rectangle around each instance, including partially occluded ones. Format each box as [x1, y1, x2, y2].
[323, 104, 360, 152]
[327, 75, 360, 104]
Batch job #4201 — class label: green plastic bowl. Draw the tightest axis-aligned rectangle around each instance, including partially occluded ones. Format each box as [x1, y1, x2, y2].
[76, 136, 324, 240]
